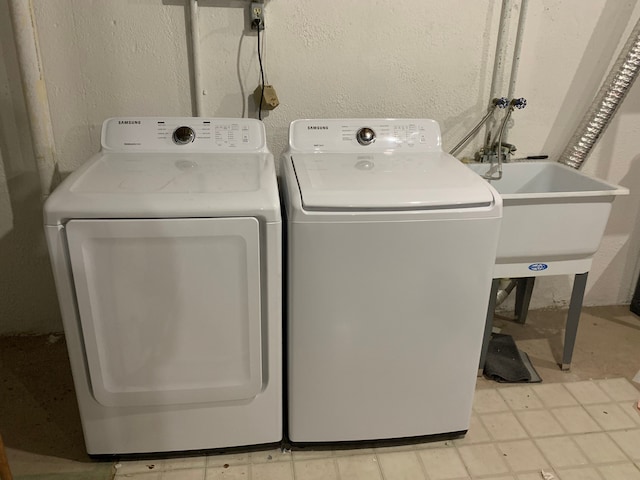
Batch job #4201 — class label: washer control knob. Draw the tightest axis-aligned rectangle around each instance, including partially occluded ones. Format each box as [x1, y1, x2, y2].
[356, 127, 376, 146]
[172, 126, 195, 145]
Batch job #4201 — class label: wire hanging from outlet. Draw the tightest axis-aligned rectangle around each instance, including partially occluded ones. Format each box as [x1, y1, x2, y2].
[256, 22, 266, 120]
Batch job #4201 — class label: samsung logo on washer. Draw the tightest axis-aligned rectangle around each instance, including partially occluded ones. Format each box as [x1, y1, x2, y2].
[307, 126, 329, 130]
[118, 120, 141, 125]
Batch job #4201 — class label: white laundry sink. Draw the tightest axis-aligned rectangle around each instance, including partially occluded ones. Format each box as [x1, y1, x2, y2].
[467, 161, 628, 276]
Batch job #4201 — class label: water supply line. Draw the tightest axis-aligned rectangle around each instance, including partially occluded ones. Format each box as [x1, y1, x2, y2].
[8, 0, 60, 198]
[505, 0, 528, 120]
[449, 97, 508, 156]
[486, 0, 528, 149]
[559, 16, 640, 169]
[189, 0, 204, 116]
[483, 98, 527, 181]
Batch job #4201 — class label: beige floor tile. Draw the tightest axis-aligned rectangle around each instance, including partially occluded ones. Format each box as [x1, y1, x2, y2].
[415, 439, 456, 449]
[116, 459, 166, 475]
[206, 453, 250, 467]
[531, 384, 578, 408]
[535, 436, 589, 468]
[609, 429, 640, 461]
[252, 461, 294, 480]
[517, 472, 557, 480]
[598, 463, 640, 480]
[481, 412, 528, 441]
[473, 389, 510, 414]
[162, 468, 206, 480]
[515, 409, 564, 437]
[596, 378, 640, 402]
[584, 403, 638, 431]
[555, 466, 604, 480]
[417, 447, 468, 479]
[291, 449, 333, 461]
[498, 386, 544, 410]
[457, 444, 509, 477]
[551, 406, 601, 434]
[164, 456, 207, 470]
[455, 415, 491, 445]
[377, 451, 426, 480]
[250, 448, 292, 463]
[373, 443, 418, 454]
[565, 381, 611, 404]
[333, 447, 375, 456]
[205, 464, 249, 480]
[293, 458, 338, 480]
[496, 439, 549, 472]
[335, 454, 382, 480]
[625, 403, 640, 425]
[117, 473, 162, 480]
[572, 432, 627, 464]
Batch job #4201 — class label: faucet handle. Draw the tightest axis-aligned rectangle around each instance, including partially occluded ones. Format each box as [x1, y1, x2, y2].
[492, 97, 509, 108]
[511, 98, 527, 109]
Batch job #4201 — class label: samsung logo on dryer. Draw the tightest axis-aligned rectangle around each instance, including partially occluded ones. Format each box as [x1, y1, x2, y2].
[307, 125, 329, 130]
[118, 120, 141, 125]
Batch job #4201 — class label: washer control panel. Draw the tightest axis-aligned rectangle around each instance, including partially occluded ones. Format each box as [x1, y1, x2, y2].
[289, 119, 442, 153]
[101, 117, 267, 152]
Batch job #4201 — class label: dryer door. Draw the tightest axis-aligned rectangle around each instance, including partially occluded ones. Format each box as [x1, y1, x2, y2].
[65, 217, 262, 407]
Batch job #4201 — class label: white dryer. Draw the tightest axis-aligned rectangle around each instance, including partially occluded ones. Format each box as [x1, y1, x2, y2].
[44, 117, 281, 455]
[281, 119, 502, 443]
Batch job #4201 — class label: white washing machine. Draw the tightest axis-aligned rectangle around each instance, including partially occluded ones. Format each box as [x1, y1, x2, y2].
[44, 117, 281, 455]
[281, 119, 502, 443]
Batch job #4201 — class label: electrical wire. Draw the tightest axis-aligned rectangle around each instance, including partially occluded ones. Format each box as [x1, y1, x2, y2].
[256, 21, 265, 120]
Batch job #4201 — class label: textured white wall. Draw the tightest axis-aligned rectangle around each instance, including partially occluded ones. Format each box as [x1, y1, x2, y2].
[0, 0, 639, 332]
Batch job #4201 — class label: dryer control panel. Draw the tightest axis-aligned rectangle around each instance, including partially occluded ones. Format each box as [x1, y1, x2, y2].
[101, 117, 267, 152]
[289, 119, 442, 153]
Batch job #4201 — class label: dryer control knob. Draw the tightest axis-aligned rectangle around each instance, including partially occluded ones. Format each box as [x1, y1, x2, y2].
[356, 127, 376, 146]
[172, 126, 195, 145]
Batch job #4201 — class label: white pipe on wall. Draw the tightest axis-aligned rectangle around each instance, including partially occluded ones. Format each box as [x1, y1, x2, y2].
[489, 0, 515, 102]
[507, 0, 528, 101]
[8, 0, 59, 197]
[189, 0, 204, 116]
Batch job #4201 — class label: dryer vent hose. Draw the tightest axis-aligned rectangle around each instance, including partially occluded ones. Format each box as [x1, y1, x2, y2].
[559, 17, 640, 169]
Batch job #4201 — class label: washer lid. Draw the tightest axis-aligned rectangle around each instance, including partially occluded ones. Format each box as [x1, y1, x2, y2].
[71, 152, 262, 194]
[291, 153, 495, 210]
[44, 152, 281, 224]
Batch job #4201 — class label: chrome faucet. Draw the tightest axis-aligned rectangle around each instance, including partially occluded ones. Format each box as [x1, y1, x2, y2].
[481, 98, 526, 181]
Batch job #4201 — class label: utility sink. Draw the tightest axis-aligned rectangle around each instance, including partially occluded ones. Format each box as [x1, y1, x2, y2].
[467, 161, 628, 277]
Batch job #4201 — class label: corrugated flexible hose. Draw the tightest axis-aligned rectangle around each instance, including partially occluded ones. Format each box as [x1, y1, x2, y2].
[559, 17, 640, 169]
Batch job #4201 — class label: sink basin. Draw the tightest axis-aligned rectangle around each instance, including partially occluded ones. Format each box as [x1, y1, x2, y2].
[467, 161, 628, 277]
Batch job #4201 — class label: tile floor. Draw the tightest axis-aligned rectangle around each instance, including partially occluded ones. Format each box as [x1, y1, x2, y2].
[2, 305, 640, 480]
[109, 378, 640, 480]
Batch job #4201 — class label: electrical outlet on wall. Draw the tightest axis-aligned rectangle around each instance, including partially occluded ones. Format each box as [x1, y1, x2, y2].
[251, 2, 265, 30]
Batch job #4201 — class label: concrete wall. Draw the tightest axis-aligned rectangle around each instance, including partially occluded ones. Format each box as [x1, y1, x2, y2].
[1, 0, 639, 332]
